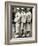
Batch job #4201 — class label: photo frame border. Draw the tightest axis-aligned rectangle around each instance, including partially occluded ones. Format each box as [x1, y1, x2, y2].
[5, 1, 37, 45]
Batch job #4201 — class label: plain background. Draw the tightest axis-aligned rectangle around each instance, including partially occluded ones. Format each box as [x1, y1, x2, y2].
[0, 0, 38, 46]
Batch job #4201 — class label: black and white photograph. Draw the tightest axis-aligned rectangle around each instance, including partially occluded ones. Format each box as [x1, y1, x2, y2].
[11, 7, 32, 38]
[5, 2, 37, 44]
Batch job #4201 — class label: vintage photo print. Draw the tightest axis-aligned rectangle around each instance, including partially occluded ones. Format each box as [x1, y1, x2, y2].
[5, 2, 37, 44]
[11, 7, 32, 38]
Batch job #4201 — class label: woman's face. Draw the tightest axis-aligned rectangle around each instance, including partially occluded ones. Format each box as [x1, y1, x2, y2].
[27, 8, 30, 11]
[17, 9, 20, 12]
[21, 10, 24, 12]
[21, 10, 25, 13]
